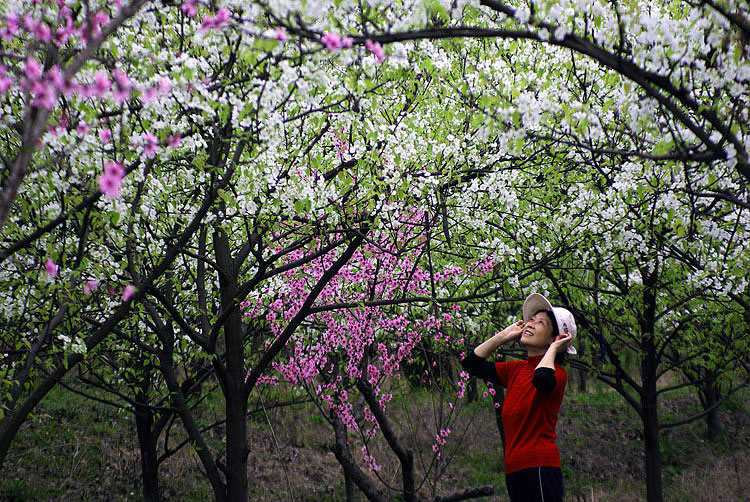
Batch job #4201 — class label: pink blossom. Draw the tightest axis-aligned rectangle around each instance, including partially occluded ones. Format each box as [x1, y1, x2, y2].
[214, 8, 231, 24]
[365, 39, 386, 63]
[141, 87, 158, 104]
[158, 77, 172, 94]
[23, 57, 42, 81]
[94, 11, 109, 27]
[60, 77, 80, 97]
[122, 284, 136, 301]
[91, 71, 111, 97]
[34, 21, 51, 42]
[87, 10, 109, 38]
[321, 32, 342, 51]
[167, 134, 182, 148]
[98, 172, 122, 198]
[181, 0, 198, 17]
[112, 86, 130, 103]
[45, 258, 58, 277]
[0, 66, 11, 94]
[55, 14, 76, 46]
[77, 122, 90, 136]
[98, 161, 125, 198]
[201, 8, 231, 31]
[275, 29, 288, 42]
[57, 109, 69, 128]
[111, 68, 132, 104]
[142, 132, 160, 157]
[1, 14, 19, 41]
[104, 160, 125, 179]
[112, 68, 131, 89]
[47, 66, 64, 88]
[83, 279, 99, 294]
[99, 128, 112, 144]
[32, 81, 57, 109]
[23, 14, 35, 32]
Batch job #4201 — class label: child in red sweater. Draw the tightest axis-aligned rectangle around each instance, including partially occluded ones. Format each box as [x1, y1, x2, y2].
[461, 293, 577, 502]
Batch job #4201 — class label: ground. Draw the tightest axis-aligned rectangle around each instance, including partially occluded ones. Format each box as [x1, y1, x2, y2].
[2, 378, 750, 501]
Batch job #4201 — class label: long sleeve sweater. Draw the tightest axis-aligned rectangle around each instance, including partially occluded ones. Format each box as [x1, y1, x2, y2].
[461, 351, 567, 474]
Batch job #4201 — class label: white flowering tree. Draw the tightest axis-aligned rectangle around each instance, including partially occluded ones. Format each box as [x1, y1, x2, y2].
[524, 152, 750, 502]
[2, 0, 750, 502]
[430, 27, 750, 501]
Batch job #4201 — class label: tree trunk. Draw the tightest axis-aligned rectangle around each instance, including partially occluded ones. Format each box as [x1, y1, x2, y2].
[135, 399, 161, 502]
[576, 341, 587, 393]
[641, 269, 663, 502]
[702, 379, 721, 441]
[577, 367, 588, 393]
[132, 357, 162, 502]
[215, 226, 249, 502]
[225, 393, 248, 502]
[344, 466, 357, 501]
[641, 371, 662, 502]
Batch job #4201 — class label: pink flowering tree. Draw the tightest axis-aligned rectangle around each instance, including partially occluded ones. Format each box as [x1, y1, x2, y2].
[0, 0, 153, 231]
[0, 0, 221, 472]
[0, 0, 301, 478]
[245, 211, 503, 501]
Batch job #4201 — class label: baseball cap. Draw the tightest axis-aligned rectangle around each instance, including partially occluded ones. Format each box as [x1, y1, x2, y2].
[522, 293, 577, 355]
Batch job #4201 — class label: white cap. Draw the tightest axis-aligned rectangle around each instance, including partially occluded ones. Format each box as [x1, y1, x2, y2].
[522, 293, 577, 355]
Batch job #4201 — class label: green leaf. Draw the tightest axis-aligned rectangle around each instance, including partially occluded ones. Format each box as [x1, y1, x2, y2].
[108, 211, 120, 225]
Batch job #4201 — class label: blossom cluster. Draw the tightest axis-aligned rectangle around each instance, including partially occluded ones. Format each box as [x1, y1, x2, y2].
[237, 211, 499, 469]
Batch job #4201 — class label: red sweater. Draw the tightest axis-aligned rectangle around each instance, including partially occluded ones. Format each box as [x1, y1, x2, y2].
[494, 356, 567, 473]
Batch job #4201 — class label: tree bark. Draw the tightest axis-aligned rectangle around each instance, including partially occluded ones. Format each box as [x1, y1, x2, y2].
[641, 357, 662, 502]
[134, 383, 162, 502]
[330, 411, 388, 502]
[356, 379, 415, 502]
[214, 225, 249, 502]
[701, 378, 721, 441]
[344, 466, 357, 501]
[641, 269, 663, 502]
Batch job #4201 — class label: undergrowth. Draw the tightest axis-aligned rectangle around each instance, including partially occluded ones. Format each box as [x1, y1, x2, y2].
[2, 377, 750, 502]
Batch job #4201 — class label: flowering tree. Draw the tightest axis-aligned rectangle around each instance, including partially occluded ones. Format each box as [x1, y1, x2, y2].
[0, 0, 152, 231]
[246, 209, 503, 501]
[2, 1, 749, 502]
[458, 135, 750, 502]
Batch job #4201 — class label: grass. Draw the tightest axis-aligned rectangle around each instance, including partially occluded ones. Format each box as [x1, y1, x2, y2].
[2, 377, 750, 502]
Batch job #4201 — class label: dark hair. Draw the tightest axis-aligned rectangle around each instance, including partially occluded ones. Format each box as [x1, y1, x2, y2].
[534, 309, 559, 339]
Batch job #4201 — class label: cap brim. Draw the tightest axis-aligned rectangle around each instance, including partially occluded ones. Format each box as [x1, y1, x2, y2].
[522, 293, 553, 322]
